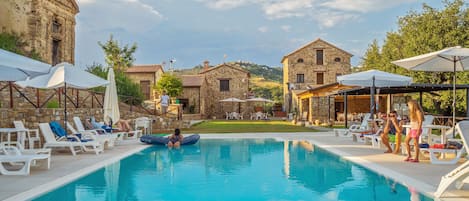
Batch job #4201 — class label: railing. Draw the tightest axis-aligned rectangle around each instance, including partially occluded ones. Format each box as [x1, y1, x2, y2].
[0, 82, 156, 115]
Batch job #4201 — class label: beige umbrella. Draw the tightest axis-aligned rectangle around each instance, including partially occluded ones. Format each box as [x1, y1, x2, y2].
[392, 46, 469, 136]
[103, 68, 119, 125]
[219, 98, 246, 113]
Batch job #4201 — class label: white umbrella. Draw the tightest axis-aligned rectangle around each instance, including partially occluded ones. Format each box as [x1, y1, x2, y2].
[246, 97, 274, 103]
[219, 98, 246, 113]
[16, 62, 109, 123]
[337, 70, 412, 117]
[0, 48, 51, 81]
[392, 46, 469, 135]
[103, 68, 119, 125]
[219, 98, 246, 103]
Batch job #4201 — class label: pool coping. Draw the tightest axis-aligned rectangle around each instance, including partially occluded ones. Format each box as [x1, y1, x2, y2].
[3, 132, 463, 200]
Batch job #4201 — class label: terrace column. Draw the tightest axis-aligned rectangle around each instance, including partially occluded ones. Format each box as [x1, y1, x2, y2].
[344, 93, 348, 128]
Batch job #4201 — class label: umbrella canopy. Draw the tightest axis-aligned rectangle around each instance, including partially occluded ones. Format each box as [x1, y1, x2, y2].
[392, 46, 469, 135]
[246, 97, 274, 103]
[0, 48, 51, 81]
[103, 68, 119, 125]
[16, 62, 109, 89]
[16, 62, 109, 124]
[337, 69, 412, 87]
[337, 70, 412, 117]
[219, 98, 246, 103]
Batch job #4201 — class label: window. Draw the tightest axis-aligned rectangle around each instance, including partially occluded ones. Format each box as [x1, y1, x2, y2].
[317, 72, 324, 84]
[52, 39, 61, 65]
[297, 58, 304, 63]
[334, 57, 341, 62]
[296, 74, 304, 83]
[220, 80, 230, 91]
[316, 50, 323, 65]
[52, 19, 61, 33]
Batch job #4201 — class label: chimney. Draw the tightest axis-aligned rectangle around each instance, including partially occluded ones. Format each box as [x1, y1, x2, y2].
[203, 60, 209, 71]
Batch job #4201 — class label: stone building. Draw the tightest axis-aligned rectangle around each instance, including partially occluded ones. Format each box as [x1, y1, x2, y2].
[281, 38, 352, 113]
[176, 61, 250, 119]
[0, 0, 79, 65]
[125, 64, 164, 100]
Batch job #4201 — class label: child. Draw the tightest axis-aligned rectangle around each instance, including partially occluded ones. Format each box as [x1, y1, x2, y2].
[167, 128, 183, 148]
[404, 100, 424, 163]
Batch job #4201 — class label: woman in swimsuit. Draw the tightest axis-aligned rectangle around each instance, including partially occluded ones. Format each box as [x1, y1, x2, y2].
[404, 99, 424, 163]
[168, 128, 183, 148]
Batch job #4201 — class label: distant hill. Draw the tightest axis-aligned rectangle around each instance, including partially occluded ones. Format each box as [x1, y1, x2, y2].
[174, 61, 283, 83]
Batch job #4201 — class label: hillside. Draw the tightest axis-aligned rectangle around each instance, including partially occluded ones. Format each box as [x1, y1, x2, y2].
[174, 61, 283, 83]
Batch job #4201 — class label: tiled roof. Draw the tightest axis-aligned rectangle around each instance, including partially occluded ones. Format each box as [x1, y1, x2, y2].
[199, 63, 250, 76]
[126, 64, 163, 73]
[181, 75, 203, 87]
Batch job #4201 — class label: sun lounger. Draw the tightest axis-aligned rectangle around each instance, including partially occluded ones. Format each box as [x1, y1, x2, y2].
[334, 113, 371, 138]
[434, 120, 469, 197]
[73, 116, 121, 142]
[66, 121, 116, 149]
[0, 143, 50, 175]
[39, 123, 103, 156]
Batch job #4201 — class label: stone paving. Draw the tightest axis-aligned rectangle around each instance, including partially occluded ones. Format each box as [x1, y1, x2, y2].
[1, 132, 468, 200]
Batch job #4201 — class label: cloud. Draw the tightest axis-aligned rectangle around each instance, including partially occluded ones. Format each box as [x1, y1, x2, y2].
[312, 10, 359, 28]
[77, 0, 164, 33]
[258, 26, 268, 33]
[280, 25, 291, 32]
[321, 0, 418, 13]
[262, 0, 314, 19]
[195, 0, 251, 10]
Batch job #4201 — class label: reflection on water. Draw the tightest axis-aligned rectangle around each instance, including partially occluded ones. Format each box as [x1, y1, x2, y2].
[33, 139, 433, 201]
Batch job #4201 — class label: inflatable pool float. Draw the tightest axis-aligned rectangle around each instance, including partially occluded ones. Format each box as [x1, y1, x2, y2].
[140, 134, 200, 145]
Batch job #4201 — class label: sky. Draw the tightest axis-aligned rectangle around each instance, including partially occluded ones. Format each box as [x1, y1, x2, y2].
[74, 0, 446, 70]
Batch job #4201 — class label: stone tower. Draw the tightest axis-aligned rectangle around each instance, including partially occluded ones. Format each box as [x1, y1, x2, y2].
[0, 0, 79, 65]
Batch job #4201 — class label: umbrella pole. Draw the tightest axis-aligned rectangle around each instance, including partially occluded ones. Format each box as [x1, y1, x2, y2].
[64, 83, 67, 126]
[453, 59, 456, 137]
[370, 76, 375, 120]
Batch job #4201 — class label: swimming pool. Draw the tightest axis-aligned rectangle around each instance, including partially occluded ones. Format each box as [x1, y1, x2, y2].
[32, 139, 433, 201]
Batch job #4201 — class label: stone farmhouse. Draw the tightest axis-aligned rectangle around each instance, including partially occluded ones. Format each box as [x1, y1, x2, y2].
[125, 64, 164, 101]
[0, 0, 79, 65]
[281, 38, 353, 115]
[176, 61, 250, 119]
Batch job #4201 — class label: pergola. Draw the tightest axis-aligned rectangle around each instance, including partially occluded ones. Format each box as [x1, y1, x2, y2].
[334, 83, 469, 127]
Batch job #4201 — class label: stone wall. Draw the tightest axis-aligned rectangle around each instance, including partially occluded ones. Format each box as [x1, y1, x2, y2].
[126, 72, 161, 100]
[201, 64, 250, 119]
[178, 87, 201, 114]
[0, 0, 78, 64]
[282, 39, 352, 113]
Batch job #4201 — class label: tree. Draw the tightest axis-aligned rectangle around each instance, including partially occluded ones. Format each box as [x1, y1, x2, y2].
[87, 63, 144, 105]
[361, 0, 469, 115]
[155, 74, 183, 97]
[98, 34, 137, 73]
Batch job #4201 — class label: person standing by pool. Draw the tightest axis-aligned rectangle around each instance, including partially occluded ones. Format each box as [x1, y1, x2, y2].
[159, 91, 170, 116]
[168, 128, 183, 148]
[381, 111, 404, 154]
[404, 99, 424, 163]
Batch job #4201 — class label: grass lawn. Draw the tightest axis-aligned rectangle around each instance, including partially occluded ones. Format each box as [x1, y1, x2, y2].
[181, 120, 318, 133]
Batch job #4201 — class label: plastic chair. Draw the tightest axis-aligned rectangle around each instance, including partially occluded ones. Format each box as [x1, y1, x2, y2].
[13, 121, 41, 149]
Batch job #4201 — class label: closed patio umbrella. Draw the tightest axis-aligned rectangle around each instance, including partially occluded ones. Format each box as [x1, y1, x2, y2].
[103, 68, 119, 125]
[392, 46, 469, 136]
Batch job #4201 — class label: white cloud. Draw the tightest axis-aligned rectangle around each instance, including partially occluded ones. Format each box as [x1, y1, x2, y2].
[258, 26, 268, 33]
[77, 0, 164, 33]
[195, 0, 252, 10]
[312, 10, 359, 28]
[280, 25, 291, 32]
[262, 0, 314, 19]
[321, 0, 417, 13]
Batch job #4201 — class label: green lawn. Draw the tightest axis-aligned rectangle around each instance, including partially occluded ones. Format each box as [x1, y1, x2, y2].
[181, 120, 318, 133]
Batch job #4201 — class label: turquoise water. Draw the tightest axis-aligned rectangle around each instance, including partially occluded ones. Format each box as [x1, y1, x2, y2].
[33, 139, 433, 201]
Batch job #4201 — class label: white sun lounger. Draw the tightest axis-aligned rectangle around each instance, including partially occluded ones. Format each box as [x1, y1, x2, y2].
[66, 121, 116, 149]
[39, 123, 103, 156]
[334, 113, 371, 138]
[434, 121, 469, 197]
[73, 117, 121, 143]
[0, 144, 50, 175]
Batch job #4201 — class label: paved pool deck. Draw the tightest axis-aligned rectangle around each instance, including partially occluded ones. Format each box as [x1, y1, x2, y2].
[0, 132, 468, 201]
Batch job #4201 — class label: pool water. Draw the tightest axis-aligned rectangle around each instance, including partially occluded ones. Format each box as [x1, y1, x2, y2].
[33, 139, 434, 201]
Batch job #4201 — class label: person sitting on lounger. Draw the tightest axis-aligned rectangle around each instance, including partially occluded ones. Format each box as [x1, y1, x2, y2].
[381, 110, 404, 154]
[114, 119, 132, 132]
[167, 128, 183, 148]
